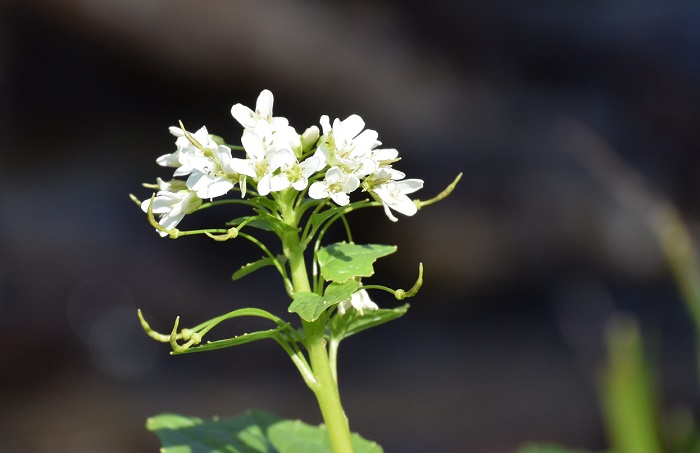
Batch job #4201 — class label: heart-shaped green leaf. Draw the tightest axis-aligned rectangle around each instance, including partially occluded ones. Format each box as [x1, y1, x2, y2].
[288, 280, 361, 322]
[316, 243, 396, 283]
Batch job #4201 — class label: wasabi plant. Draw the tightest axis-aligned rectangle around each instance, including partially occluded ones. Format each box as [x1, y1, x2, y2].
[132, 89, 460, 453]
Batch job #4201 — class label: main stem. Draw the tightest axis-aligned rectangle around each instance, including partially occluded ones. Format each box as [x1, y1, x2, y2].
[281, 202, 354, 453]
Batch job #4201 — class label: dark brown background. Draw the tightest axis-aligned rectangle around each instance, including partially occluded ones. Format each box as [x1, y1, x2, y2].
[2, 1, 700, 452]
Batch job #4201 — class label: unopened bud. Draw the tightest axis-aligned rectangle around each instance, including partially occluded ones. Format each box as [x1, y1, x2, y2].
[301, 126, 320, 154]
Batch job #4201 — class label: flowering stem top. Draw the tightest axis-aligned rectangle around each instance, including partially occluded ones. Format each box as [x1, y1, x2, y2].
[133, 89, 460, 453]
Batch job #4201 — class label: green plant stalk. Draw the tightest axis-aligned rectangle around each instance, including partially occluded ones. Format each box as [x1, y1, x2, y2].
[303, 316, 353, 453]
[602, 316, 663, 453]
[281, 197, 354, 453]
[651, 205, 700, 389]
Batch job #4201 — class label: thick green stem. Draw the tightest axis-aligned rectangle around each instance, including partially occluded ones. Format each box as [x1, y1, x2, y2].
[303, 317, 353, 453]
[281, 198, 354, 453]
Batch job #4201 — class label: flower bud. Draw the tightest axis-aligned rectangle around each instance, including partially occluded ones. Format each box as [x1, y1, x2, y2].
[300, 126, 320, 154]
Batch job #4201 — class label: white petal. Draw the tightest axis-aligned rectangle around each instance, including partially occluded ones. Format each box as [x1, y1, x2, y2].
[214, 145, 234, 173]
[185, 154, 216, 174]
[397, 179, 424, 195]
[156, 152, 180, 168]
[253, 120, 273, 142]
[280, 128, 302, 154]
[382, 202, 399, 222]
[341, 174, 360, 193]
[169, 126, 184, 136]
[241, 131, 265, 160]
[320, 115, 332, 135]
[325, 166, 344, 184]
[231, 104, 256, 129]
[390, 195, 418, 216]
[257, 174, 272, 196]
[350, 289, 378, 314]
[269, 116, 290, 131]
[331, 191, 350, 206]
[300, 154, 323, 176]
[386, 168, 406, 180]
[308, 181, 328, 200]
[342, 114, 365, 139]
[352, 129, 379, 150]
[150, 195, 179, 213]
[269, 174, 291, 192]
[372, 148, 398, 161]
[159, 212, 185, 231]
[256, 89, 274, 118]
[353, 158, 378, 178]
[229, 158, 257, 178]
[140, 198, 154, 213]
[292, 177, 308, 191]
[191, 126, 211, 146]
[189, 173, 234, 199]
[157, 178, 187, 192]
[180, 192, 203, 214]
[267, 148, 296, 171]
[173, 165, 194, 177]
[316, 144, 332, 163]
[332, 117, 347, 145]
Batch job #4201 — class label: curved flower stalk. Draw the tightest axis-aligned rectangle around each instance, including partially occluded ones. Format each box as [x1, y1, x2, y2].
[132, 89, 460, 453]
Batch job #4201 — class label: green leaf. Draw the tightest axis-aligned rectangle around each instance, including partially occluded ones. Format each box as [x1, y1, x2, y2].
[324, 280, 362, 305]
[329, 304, 410, 342]
[233, 256, 286, 281]
[147, 409, 383, 453]
[316, 243, 397, 283]
[147, 410, 277, 453]
[268, 418, 382, 453]
[249, 196, 278, 213]
[308, 205, 346, 233]
[288, 280, 361, 322]
[172, 328, 282, 355]
[228, 216, 276, 232]
[253, 211, 297, 239]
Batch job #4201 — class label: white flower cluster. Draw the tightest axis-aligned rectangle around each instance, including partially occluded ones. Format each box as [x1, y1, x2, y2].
[142, 89, 424, 233]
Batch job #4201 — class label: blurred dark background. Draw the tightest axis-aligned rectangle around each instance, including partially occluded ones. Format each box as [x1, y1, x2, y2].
[2, 1, 700, 452]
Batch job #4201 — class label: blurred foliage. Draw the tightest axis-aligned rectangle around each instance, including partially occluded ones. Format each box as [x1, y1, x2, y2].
[521, 121, 700, 453]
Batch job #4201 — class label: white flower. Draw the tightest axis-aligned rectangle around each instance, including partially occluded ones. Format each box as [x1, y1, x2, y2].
[361, 166, 406, 192]
[157, 126, 218, 177]
[308, 166, 360, 206]
[231, 89, 289, 132]
[317, 114, 380, 175]
[371, 179, 424, 222]
[230, 123, 296, 196]
[183, 145, 238, 199]
[141, 189, 202, 236]
[276, 149, 327, 192]
[337, 289, 379, 316]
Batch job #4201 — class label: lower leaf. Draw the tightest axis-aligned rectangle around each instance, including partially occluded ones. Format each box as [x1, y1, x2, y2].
[147, 410, 383, 453]
[329, 304, 410, 343]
